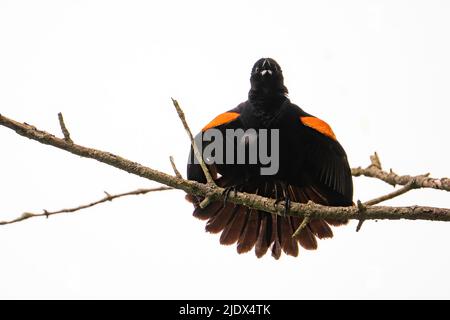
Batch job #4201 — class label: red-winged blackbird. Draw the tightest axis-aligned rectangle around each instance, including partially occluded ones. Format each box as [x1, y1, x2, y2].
[187, 58, 353, 259]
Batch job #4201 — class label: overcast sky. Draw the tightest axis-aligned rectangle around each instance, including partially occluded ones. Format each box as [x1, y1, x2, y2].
[0, 0, 449, 299]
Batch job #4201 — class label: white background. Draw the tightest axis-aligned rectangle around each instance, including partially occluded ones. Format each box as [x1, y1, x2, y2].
[0, 0, 449, 299]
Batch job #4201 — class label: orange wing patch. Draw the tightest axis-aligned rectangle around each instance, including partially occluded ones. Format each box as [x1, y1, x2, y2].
[300, 116, 336, 140]
[202, 112, 240, 131]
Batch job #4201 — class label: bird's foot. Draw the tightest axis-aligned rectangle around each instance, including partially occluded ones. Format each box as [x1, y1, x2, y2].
[281, 182, 291, 216]
[272, 182, 291, 216]
[222, 185, 239, 206]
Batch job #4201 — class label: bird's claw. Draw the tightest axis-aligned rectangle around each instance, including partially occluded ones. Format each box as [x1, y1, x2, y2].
[284, 197, 291, 217]
[222, 185, 238, 206]
[272, 182, 291, 216]
[281, 182, 291, 216]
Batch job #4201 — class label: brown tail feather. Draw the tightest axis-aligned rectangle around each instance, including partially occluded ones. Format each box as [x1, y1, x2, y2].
[270, 214, 282, 260]
[279, 215, 299, 257]
[255, 212, 271, 258]
[326, 219, 349, 226]
[205, 203, 237, 233]
[193, 201, 222, 220]
[290, 216, 318, 250]
[298, 227, 318, 250]
[237, 209, 260, 254]
[220, 206, 248, 245]
[190, 182, 347, 259]
[309, 219, 333, 239]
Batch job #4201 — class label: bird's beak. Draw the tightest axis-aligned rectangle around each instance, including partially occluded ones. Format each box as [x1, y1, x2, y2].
[260, 70, 273, 76]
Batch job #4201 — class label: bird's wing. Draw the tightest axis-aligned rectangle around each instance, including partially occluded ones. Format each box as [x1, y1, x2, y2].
[187, 107, 243, 183]
[298, 115, 353, 205]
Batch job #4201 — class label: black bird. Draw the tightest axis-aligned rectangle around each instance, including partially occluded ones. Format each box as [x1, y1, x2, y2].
[187, 58, 353, 259]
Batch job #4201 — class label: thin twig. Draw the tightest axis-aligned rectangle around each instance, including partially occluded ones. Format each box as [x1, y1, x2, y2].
[370, 151, 382, 169]
[352, 153, 449, 191]
[171, 98, 214, 185]
[57, 112, 73, 143]
[292, 215, 311, 238]
[199, 197, 214, 209]
[171, 98, 217, 209]
[0, 187, 173, 225]
[169, 156, 182, 179]
[364, 180, 419, 206]
[356, 200, 366, 232]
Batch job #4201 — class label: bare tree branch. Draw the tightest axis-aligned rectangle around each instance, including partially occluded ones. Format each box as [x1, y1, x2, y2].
[57, 112, 73, 143]
[171, 98, 214, 185]
[171, 99, 216, 209]
[351, 156, 443, 231]
[169, 156, 182, 179]
[352, 152, 450, 191]
[0, 187, 173, 225]
[363, 180, 419, 206]
[356, 200, 367, 232]
[292, 213, 311, 238]
[1, 111, 449, 226]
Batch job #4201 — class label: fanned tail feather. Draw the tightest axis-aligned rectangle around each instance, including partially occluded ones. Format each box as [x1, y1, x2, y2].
[191, 179, 346, 259]
[237, 208, 260, 254]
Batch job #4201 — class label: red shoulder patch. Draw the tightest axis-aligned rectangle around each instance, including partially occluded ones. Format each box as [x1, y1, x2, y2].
[202, 112, 240, 131]
[300, 116, 336, 140]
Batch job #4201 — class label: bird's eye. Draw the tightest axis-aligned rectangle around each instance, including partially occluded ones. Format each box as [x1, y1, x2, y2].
[255, 67, 259, 73]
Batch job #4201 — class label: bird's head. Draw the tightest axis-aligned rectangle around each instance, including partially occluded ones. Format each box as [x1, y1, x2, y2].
[249, 58, 288, 99]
